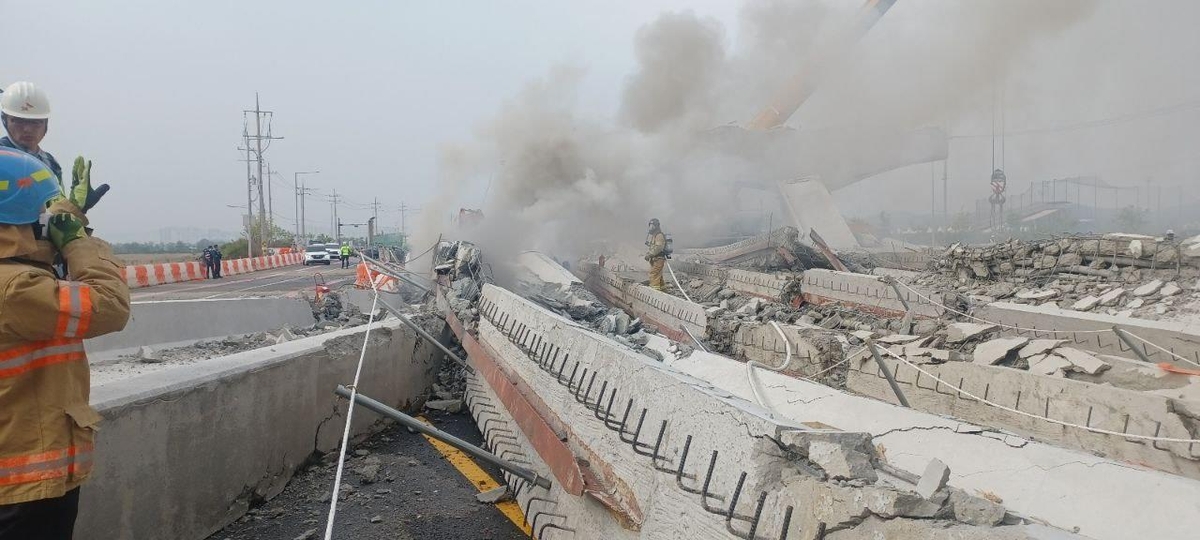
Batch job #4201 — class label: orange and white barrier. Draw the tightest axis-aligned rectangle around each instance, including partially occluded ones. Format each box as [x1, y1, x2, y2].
[123, 253, 304, 289]
[354, 262, 400, 293]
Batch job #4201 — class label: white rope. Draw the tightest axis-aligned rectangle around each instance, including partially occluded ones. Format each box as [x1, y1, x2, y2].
[1121, 330, 1200, 368]
[877, 347, 1200, 444]
[323, 263, 382, 540]
[746, 322, 793, 414]
[891, 279, 1109, 334]
[665, 261, 693, 303]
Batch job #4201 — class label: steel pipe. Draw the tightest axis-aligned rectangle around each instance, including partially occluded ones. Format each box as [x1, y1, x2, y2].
[335, 385, 551, 489]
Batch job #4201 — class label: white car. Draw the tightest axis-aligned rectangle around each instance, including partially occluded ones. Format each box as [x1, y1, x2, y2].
[303, 245, 331, 265]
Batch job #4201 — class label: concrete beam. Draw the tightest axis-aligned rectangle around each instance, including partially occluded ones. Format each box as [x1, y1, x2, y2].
[669, 260, 793, 302]
[472, 285, 1066, 539]
[802, 269, 944, 318]
[518, 251, 581, 287]
[845, 352, 1200, 481]
[580, 262, 707, 343]
[657, 343, 1200, 540]
[85, 297, 316, 359]
[977, 301, 1200, 368]
[677, 227, 799, 265]
[78, 318, 441, 540]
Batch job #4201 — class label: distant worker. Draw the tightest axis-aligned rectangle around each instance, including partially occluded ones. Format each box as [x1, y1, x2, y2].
[645, 218, 668, 291]
[211, 245, 223, 279]
[340, 243, 351, 268]
[0, 148, 130, 539]
[202, 246, 214, 279]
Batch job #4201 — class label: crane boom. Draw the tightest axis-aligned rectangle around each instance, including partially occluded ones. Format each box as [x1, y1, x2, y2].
[747, 0, 899, 130]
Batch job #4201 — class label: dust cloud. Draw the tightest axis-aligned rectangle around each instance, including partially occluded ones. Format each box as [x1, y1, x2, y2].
[415, 0, 1101, 266]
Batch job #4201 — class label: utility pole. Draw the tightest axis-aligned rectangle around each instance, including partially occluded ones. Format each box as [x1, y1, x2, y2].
[398, 202, 421, 239]
[369, 198, 381, 247]
[241, 136, 255, 258]
[294, 170, 319, 244]
[328, 190, 341, 243]
[266, 162, 274, 229]
[243, 93, 282, 253]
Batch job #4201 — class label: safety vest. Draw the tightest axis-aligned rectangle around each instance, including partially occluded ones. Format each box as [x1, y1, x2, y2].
[341, 246, 351, 256]
[0, 231, 130, 504]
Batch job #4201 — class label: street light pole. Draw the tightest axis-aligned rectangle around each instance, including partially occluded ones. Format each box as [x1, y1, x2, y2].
[294, 170, 319, 244]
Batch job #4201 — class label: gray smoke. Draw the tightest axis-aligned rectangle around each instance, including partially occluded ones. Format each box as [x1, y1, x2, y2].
[415, 0, 1100, 266]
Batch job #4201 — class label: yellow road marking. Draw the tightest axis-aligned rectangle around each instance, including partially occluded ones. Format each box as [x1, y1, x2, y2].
[417, 416, 532, 536]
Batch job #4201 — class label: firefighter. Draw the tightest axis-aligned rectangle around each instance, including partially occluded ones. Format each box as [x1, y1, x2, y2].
[0, 148, 130, 539]
[0, 82, 63, 183]
[645, 218, 667, 291]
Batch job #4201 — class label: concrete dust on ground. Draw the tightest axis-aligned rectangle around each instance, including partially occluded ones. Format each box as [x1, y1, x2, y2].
[91, 291, 386, 385]
[210, 412, 527, 540]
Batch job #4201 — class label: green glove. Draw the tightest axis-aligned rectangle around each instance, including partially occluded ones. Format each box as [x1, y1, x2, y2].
[70, 157, 110, 213]
[48, 214, 87, 249]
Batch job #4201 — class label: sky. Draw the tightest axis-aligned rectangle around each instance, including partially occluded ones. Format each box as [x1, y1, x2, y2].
[7, 1, 1199, 243]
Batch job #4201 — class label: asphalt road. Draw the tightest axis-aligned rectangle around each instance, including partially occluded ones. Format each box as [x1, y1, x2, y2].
[130, 263, 359, 302]
[212, 411, 529, 540]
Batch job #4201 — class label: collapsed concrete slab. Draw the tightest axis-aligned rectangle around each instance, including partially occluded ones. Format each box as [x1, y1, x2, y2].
[976, 301, 1200, 369]
[845, 350, 1200, 482]
[803, 269, 944, 318]
[464, 285, 1070, 539]
[655, 342, 1200, 540]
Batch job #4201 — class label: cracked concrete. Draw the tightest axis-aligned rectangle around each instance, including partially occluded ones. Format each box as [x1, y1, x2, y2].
[77, 318, 441, 540]
[476, 285, 1078, 539]
[656, 339, 1200, 540]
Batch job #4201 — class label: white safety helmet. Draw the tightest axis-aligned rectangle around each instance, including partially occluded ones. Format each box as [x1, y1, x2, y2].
[0, 82, 51, 120]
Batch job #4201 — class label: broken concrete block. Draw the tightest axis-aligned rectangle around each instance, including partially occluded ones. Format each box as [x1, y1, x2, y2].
[717, 289, 737, 300]
[915, 458, 950, 499]
[1133, 279, 1164, 297]
[353, 455, 382, 484]
[972, 337, 1029, 365]
[945, 323, 998, 343]
[1029, 354, 1072, 376]
[808, 439, 878, 482]
[850, 330, 875, 342]
[1156, 302, 1170, 315]
[137, 345, 162, 363]
[1116, 309, 1134, 318]
[1161, 282, 1182, 297]
[1018, 339, 1064, 358]
[1126, 297, 1146, 309]
[1098, 287, 1127, 306]
[425, 399, 464, 413]
[949, 490, 1006, 526]
[275, 327, 297, 345]
[878, 334, 922, 345]
[475, 485, 510, 503]
[1056, 347, 1111, 375]
[738, 298, 762, 315]
[1072, 295, 1101, 311]
[930, 349, 951, 362]
[1017, 288, 1059, 301]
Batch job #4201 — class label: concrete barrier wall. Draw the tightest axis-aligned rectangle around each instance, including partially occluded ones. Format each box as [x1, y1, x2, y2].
[801, 268, 944, 318]
[846, 353, 1200, 481]
[123, 253, 303, 289]
[77, 318, 441, 540]
[84, 297, 317, 357]
[977, 301, 1200, 368]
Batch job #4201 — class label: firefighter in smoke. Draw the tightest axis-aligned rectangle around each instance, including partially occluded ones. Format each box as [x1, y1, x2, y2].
[645, 218, 668, 291]
[0, 148, 129, 539]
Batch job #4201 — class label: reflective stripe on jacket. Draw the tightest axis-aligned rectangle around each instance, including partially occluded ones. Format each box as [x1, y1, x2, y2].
[0, 233, 130, 504]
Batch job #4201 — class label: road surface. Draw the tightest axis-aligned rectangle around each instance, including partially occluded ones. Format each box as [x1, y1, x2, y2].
[130, 263, 359, 301]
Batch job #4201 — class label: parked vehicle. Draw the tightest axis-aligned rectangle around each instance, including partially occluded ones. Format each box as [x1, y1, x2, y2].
[303, 244, 331, 265]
